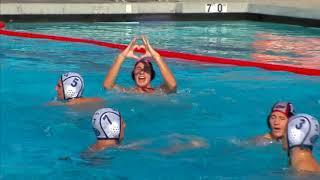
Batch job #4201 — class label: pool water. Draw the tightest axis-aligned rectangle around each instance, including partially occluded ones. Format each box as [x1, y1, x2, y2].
[0, 21, 320, 179]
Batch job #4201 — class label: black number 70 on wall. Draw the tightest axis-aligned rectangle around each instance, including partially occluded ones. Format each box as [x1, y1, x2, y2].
[206, 3, 227, 13]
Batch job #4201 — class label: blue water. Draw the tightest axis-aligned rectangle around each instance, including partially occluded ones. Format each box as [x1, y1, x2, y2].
[1, 21, 320, 179]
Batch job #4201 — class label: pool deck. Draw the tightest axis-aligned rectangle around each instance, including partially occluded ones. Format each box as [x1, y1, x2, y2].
[0, 0, 319, 25]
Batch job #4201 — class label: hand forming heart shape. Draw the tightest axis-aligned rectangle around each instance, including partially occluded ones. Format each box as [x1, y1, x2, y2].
[122, 36, 153, 61]
[129, 44, 151, 60]
[133, 45, 145, 51]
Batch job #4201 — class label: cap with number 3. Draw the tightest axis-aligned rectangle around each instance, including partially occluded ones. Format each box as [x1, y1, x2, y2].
[287, 113, 320, 149]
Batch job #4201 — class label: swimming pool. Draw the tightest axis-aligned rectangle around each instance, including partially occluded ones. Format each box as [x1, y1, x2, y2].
[0, 21, 319, 179]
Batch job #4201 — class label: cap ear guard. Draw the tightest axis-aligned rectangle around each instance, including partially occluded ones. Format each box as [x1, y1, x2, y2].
[287, 113, 320, 150]
[93, 127, 101, 137]
[309, 134, 319, 144]
[287, 103, 295, 117]
[64, 85, 77, 99]
[106, 122, 121, 139]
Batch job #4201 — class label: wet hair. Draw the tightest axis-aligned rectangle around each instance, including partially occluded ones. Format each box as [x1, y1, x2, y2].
[131, 58, 155, 81]
[267, 102, 295, 129]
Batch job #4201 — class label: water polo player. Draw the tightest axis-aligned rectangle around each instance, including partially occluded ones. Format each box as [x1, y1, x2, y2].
[255, 102, 295, 144]
[103, 36, 176, 94]
[282, 113, 320, 174]
[82, 108, 126, 157]
[53, 72, 103, 105]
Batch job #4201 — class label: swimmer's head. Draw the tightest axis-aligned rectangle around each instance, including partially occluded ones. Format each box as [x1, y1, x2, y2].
[131, 58, 155, 88]
[92, 108, 125, 143]
[55, 72, 84, 100]
[267, 102, 295, 140]
[286, 114, 319, 151]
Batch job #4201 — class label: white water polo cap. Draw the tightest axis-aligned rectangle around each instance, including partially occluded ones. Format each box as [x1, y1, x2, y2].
[92, 108, 122, 140]
[287, 113, 320, 150]
[61, 72, 84, 100]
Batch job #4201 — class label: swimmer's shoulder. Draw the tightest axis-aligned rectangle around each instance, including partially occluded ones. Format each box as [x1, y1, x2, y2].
[108, 85, 173, 95]
[151, 86, 174, 95]
[66, 97, 104, 105]
[45, 101, 65, 106]
[261, 133, 273, 140]
[115, 86, 156, 94]
[84, 97, 104, 103]
[110, 85, 136, 93]
[294, 161, 320, 175]
[250, 133, 277, 146]
[46, 97, 104, 106]
[157, 84, 177, 94]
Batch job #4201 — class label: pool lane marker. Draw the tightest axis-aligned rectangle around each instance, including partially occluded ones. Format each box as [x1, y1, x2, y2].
[0, 22, 319, 76]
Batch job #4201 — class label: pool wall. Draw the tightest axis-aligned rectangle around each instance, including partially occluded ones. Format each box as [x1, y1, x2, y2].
[0, 0, 319, 26]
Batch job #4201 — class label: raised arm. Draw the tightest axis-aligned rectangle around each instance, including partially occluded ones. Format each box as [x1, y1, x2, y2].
[141, 36, 177, 93]
[103, 37, 139, 90]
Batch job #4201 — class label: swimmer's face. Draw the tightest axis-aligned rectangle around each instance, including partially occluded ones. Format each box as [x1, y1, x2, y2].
[119, 119, 126, 141]
[133, 62, 152, 88]
[269, 111, 289, 139]
[55, 80, 64, 100]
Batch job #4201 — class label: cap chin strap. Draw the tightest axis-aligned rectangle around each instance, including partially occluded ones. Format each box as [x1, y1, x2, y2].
[288, 145, 313, 157]
[289, 144, 313, 151]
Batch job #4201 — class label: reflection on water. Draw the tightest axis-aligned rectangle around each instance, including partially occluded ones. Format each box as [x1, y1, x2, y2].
[252, 33, 320, 69]
[4, 22, 320, 70]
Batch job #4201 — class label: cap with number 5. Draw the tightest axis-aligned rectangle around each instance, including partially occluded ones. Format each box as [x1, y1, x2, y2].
[61, 72, 84, 100]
